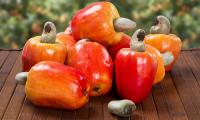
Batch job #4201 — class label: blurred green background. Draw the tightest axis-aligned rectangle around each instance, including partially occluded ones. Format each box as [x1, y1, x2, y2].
[0, 0, 199, 48]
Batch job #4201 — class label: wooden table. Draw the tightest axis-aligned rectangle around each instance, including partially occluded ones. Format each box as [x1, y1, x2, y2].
[0, 48, 200, 120]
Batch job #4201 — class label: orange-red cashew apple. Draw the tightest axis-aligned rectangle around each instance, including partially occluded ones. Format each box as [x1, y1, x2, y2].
[15, 61, 90, 110]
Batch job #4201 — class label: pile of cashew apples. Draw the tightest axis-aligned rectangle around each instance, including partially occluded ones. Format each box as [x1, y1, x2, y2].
[15, 1, 181, 117]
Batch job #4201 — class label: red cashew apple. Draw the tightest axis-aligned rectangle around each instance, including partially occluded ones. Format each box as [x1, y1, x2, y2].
[108, 32, 165, 84]
[67, 39, 113, 96]
[115, 29, 157, 103]
[108, 33, 131, 60]
[71, 2, 136, 46]
[109, 33, 165, 84]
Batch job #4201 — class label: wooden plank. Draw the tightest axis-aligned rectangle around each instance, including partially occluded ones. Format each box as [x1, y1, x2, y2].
[184, 51, 200, 87]
[19, 96, 70, 120]
[2, 84, 25, 120]
[0, 51, 20, 119]
[131, 104, 143, 120]
[192, 50, 200, 58]
[20, 103, 75, 120]
[31, 107, 51, 120]
[161, 73, 188, 120]
[1, 53, 25, 120]
[45, 109, 62, 120]
[18, 98, 35, 120]
[163, 73, 188, 120]
[191, 50, 200, 63]
[142, 93, 159, 120]
[19, 98, 65, 120]
[0, 51, 19, 90]
[61, 110, 76, 120]
[20, 93, 75, 119]
[153, 73, 188, 120]
[170, 53, 200, 120]
[31, 104, 63, 120]
[75, 101, 89, 120]
[31, 107, 63, 120]
[29, 103, 75, 120]
[103, 91, 117, 120]
[88, 96, 104, 120]
[0, 51, 10, 68]
[152, 83, 171, 120]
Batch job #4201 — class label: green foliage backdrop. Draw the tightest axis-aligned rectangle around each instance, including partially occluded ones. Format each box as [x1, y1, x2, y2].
[0, 0, 200, 48]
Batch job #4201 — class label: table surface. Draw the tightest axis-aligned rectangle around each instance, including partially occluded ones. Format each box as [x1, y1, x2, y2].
[0, 48, 200, 120]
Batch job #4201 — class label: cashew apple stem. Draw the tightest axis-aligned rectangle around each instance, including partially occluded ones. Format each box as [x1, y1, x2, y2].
[41, 21, 57, 43]
[114, 17, 136, 32]
[108, 100, 136, 117]
[15, 72, 28, 85]
[162, 51, 174, 66]
[130, 29, 146, 52]
[150, 15, 171, 34]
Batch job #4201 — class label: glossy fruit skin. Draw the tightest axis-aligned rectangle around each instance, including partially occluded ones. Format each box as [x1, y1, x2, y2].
[57, 32, 76, 50]
[108, 34, 165, 84]
[22, 36, 67, 71]
[115, 48, 157, 103]
[26, 61, 90, 110]
[144, 34, 181, 71]
[64, 26, 73, 35]
[145, 45, 165, 84]
[56, 32, 76, 62]
[108, 33, 131, 60]
[71, 2, 122, 46]
[68, 40, 113, 96]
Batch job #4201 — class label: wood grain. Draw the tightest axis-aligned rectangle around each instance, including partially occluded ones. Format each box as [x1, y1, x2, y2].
[170, 54, 200, 120]
[0, 51, 20, 119]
